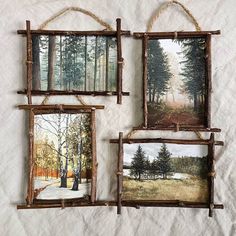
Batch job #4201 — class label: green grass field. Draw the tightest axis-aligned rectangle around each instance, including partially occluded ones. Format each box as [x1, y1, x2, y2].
[123, 177, 208, 202]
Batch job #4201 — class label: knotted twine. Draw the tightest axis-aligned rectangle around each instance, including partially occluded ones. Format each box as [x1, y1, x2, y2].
[38, 6, 113, 105]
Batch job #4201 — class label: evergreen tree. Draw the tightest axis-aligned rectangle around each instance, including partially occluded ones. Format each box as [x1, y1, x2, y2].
[179, 38, 206, 112]
[157, 143, 172, 179]
[144, 157, 151, 179]
[47, 36, 56, 90]
[150, 157, 159, 179]
[62, 35, 85, 90]
[32, 35, 41, 90]
[34, 35, 117, 92]
[147, 40, 172, 104]
[130, 145, 147, 181]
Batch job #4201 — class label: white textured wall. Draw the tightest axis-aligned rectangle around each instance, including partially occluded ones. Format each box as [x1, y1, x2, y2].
[0, 0, 235, 235]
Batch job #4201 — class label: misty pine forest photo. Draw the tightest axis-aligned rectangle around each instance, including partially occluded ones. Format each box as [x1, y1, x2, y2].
[32, 35, 117, 92]
[123, 143, 209, 202]
[147, 38, 206, 127]
[33, 113, 92, 199]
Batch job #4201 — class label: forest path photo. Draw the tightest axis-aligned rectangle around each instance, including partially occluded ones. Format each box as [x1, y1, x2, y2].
[147, 38, 206, 127]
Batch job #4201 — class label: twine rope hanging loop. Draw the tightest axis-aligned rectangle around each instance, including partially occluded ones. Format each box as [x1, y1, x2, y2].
[147, 0, 202, 32]
[39, 6, 113, 30]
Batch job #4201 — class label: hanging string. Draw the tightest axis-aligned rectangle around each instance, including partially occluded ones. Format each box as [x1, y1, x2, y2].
[147, 0, 201, 32]
[41, 95, 49, 105]
[38, 6, 113, 30]
[75, 95, 87, 105]
[194, 131, 204, 140]
[126, 129, 138, 139]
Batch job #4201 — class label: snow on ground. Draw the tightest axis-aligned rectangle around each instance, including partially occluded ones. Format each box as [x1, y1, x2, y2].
[123, 169, 190, 180]
[35, 178, 91, 199]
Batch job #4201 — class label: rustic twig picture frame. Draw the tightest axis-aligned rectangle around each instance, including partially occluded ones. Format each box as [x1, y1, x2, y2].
[133, 31, 221, 132]
[17, 104, 104, 209]
[110, 133, 223, 217]
[17, 18, 130, 104]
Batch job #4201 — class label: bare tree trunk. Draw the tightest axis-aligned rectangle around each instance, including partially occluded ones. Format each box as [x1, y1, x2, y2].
[79, 137, 82, 184]
[71, 173, 79, 190]
[152, 88, 156, 103]
[32, 36, 41, 90]
[57, 113, 67, 187]
[94, 36, 98, 91]
[61, 114, 69, 188]
[171, 89, 175, 102]
[156, 94, 160, 105]
[84, 36, 87, 91]
[47, 36, 56, 90]
[193, 92, 198, 112]
[59, 36, 63, 90]
[105, 37, 109, 91]
[148, 88, 152, 102]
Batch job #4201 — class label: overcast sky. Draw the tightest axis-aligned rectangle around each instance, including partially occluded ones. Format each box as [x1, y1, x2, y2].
[124, 143, 208, 164]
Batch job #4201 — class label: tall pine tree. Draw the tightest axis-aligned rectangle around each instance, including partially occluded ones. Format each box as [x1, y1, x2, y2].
[157, 143, 172, 179]
[147, 40, 172, 104]
[130, 145, 147, 181]
[179, 38, 206, 112]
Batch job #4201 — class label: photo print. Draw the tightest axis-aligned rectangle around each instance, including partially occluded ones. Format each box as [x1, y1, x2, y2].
[147, 38, 207, 128]
[33, 112, 92, 200]
[32, 35, 117, 92]
[123, 143, 208, 202]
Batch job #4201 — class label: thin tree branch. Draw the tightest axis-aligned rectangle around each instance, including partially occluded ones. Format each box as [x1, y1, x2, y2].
[38, 115, 59, 133]
[35, 123, 58, 137]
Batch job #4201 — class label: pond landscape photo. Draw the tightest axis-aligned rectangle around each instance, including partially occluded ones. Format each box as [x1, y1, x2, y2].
[123, 143, 209, 202]
[33, 112, 92, 199]
[147, 38, 207, 127]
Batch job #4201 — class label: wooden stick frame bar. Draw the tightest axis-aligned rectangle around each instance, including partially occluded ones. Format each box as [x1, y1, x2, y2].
[19, 105, 102, 208]
[17, 19, 130, 104]
[90, 108, 97, 203]
[18, 104, 105, 110]
[26, 20, 32, 105]
[206, 34, 212, 128]
[208, 133, 215, 217]
[17, 200, 223, 210]
[18, 30, 131, 36]
[133, 30, 221, 132]
[133, 30, 221, 38]
[110, 133, 223, 216]
[117, 132, 123, 214]
[132, 126, 221, 132]
[18, 90, 129, 96]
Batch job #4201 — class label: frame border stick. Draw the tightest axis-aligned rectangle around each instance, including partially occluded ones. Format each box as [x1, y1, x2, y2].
[206, 34, 212, 128]
[26, 109, 34, 205]
[143, 34, 148, 127]
[18, 104, 105, 110]
[90, 108, 97, 203]
[208, 133, 215, 217]
[116, 18, 123, 104]
[26, 20, 33, 105]
[133, 30, 221, 39]
[117, 132, 123, 214]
